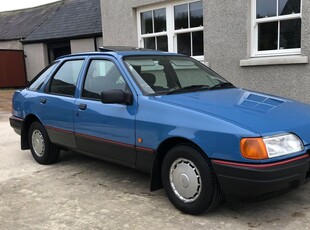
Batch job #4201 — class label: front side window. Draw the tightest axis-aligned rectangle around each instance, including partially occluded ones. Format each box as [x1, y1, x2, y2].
[83, 60, 127, 100]
[138, 1, 203, 59]
[252, 0, 301, 56]
[49, 60, 84, 96]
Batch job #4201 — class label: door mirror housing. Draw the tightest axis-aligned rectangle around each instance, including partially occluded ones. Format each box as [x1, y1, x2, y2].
[101, 89, 133, 105]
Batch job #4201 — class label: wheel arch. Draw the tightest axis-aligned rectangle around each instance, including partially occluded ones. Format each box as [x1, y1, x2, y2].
[21, 114, 41, 150]
[150, 137, 208, 191]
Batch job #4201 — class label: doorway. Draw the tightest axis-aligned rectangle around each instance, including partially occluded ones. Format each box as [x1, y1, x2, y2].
[48, 41, 71, 63]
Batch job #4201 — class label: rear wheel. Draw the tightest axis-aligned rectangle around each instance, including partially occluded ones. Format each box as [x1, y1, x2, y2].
[28, 122, 60, 164]
[161, 145, 222, 215]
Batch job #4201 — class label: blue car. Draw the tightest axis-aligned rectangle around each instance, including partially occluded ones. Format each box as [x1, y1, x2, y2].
[10, 48, 310, 214]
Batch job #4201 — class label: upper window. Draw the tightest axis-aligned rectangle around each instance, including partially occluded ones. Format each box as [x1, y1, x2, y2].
[49, 60, 84, 96]
[138, 1, 203, 59]
[252, 0, 302, 57]
[83, 59, 127, 100]
[141, 8, 168, 51]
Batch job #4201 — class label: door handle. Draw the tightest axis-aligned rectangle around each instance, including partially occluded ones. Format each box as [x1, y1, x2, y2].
[40, 98, 47, 104]
[78, 103, 87, 110]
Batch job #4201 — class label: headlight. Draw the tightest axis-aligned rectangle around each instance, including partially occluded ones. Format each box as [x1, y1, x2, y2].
[263, 133, 304, 158]
[241, 133, 304, 160]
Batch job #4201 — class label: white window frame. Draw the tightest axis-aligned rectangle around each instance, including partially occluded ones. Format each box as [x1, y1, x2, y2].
[137, 0, 204, 61]
[251, 0, 302, 57]
[138, 7, 169, 50]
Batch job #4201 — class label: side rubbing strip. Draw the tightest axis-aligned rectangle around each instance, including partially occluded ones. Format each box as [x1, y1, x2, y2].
[45, 125, 74, 135]
[212, 154, 309, 169]
[136, 146, 154, 153]
[75, 132, 134, 149]
[45, 125, 155, 153]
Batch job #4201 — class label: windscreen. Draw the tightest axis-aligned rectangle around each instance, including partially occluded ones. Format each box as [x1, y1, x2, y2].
[124, 56, 231, 95]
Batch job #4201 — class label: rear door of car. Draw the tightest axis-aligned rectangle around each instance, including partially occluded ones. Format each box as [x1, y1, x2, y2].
[39, 58, 85, 149]
[74, 57, 137, 166]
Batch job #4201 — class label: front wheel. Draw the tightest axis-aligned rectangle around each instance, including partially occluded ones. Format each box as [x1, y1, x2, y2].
[28, 122, 60, 165]
[161, 145, 222, 215]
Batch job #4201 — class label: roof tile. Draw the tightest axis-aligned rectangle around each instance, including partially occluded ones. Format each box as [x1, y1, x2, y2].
[0, 2, 62, 40]
[0, 0, 102, 42]
[25, 0, 102, 42]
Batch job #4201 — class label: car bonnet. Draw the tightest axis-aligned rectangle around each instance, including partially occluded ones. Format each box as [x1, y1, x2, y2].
[156, 88, 310, 146]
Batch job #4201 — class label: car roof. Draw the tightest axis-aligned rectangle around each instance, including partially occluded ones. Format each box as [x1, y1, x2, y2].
[57, 46, 185, 60]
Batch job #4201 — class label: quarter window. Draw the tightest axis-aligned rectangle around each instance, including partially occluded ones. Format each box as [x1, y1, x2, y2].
[28, 62, 58, 91]
[83, 60, 127, 100]
[252, 0, 302, 56]
[49, 60, 84, 96]
[138, 1, 203, 59]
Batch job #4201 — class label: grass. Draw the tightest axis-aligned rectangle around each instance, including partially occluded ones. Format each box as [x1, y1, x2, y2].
[0, 89, 16, 113]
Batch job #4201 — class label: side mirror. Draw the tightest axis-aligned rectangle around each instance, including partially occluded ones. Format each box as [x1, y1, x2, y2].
[101, 89, 133, 105]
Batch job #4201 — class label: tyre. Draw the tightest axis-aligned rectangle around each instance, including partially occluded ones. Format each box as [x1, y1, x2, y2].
[28, 121, 60, 165]
[161, 145, 222, 215]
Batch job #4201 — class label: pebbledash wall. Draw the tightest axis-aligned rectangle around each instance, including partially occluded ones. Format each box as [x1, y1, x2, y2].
[101, 0, 310, 103]
[21, 38, 103, 82]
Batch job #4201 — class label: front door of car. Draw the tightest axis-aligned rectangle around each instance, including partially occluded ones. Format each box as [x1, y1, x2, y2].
[74, 58, 137, 166]
[39, 59, 85, 149]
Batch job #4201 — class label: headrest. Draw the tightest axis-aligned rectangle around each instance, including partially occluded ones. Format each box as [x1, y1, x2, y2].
[141, 72, 156, 85]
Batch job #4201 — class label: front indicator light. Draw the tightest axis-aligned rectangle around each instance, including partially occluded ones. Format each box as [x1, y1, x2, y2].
[240, 138, 268, 160]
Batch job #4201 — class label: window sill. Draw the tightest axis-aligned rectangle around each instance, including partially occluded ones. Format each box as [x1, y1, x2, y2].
[240, 55, 308, 67]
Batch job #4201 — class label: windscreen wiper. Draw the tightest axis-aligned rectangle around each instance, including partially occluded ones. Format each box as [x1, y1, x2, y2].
[209, 82, 234, 90]
[166, 85, 210, 95]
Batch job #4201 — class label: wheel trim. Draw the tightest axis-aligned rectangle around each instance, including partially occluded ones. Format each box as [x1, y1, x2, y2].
[169, 158, 202, 203]
[31, 130, 45, 157]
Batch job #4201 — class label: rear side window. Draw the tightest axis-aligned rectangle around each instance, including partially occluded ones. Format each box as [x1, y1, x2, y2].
[49, 60, 84, 96]
[28, 62, 58, 91]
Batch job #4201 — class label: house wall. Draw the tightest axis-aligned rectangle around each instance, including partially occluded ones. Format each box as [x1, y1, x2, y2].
[96, 37, 103, 49]
[100, 0, 310, 103]
[23, 43, 49, 81]
[0, 40, 23, 50]
[204, 0, 310, 103]
[71, 37, 103, 53]
[101, 0, 167, 46]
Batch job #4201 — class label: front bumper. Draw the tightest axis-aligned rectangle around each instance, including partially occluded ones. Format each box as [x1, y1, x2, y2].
[212, 154, 310, 197]
[9, 116, 23, 135]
